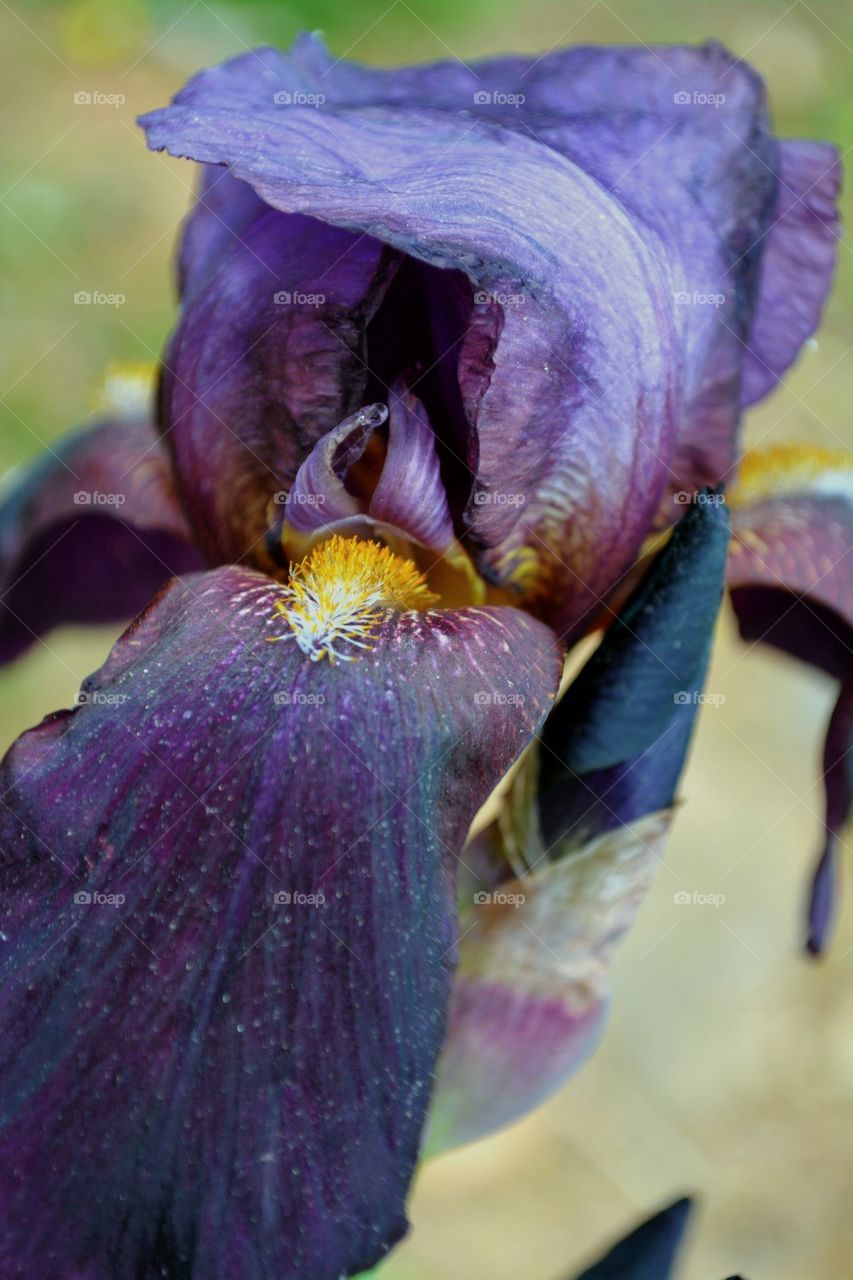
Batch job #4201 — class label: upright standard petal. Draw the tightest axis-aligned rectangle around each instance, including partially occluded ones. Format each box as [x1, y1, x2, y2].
[0, 551, 559, 1279]
[141, 47, 679, 636]
[160, 207, 402, 567]
[727, 445, 853, 952]
[740, 141, 841, 408]
[0, 402, 202, 664]
[272, 35, 828, 492]
[142, 37, 837, 635]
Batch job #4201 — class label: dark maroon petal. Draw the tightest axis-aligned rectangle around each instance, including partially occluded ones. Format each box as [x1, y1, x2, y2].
[727, 447, 853, 951]
[0, 566, 559, 1279]
[161, 207, 402, 567]
[728, 450, 853, 677]
[0, 415, 201, 664]
[741, 141, 841, 407]
[807, 676, 852, 956]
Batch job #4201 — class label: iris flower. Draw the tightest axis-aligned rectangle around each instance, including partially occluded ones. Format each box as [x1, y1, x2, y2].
[0, 35, 843, 1280]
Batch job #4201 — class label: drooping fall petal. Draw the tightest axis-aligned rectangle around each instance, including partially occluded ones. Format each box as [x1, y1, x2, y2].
[727, 445, 853, 951]
[728, 445, 853, 677]
[0, 555, 560, 1280]
[0, 402, 202, 664]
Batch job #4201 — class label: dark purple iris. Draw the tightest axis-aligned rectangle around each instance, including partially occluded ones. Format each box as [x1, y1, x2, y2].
[0, 33, 843, 1280]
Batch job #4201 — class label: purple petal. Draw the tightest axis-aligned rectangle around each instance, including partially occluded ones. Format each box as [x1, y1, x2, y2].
[284, 403, 389, 535]
[727, 447, 853, 676]
[369, 388, 454, 552]
[285, 391, 456, 560]
[727, 446, 853, 951]
[142, 38, 837, 636]
[178, 166, 269, 298]
[160, 207, 401, 566]
[807, 676, 852, 956]
[0, 414, 201, 664]
[141, 46, 679, 635]
[0, 566, 560, 1278]
[741, 141, 841, 407]
[427, 812, 670, 1151]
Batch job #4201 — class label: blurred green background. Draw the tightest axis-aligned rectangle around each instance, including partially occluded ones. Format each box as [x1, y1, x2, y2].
[1, 1, 852, 1277]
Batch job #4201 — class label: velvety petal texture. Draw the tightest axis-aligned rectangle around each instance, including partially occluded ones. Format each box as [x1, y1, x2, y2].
[538, 493, 730, 850]
[0, 565, 560, 1279]
[0, 409, 202, 664]
[727, 445, 853, 951]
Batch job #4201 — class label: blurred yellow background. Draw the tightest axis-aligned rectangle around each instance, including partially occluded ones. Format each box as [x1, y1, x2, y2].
[1, 1, 851, 1276]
